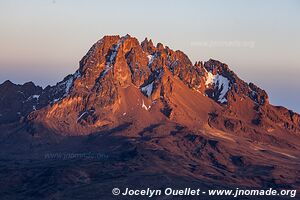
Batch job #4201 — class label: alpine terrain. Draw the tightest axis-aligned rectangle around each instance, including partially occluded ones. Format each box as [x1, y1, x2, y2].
[0, 34, 299, 200]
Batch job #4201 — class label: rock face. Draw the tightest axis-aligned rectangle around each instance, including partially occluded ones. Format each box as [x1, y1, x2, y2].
[1, 34, 300, 136]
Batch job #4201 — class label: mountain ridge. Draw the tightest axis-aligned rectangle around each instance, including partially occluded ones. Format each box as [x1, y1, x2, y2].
[1, 34, 299, 136]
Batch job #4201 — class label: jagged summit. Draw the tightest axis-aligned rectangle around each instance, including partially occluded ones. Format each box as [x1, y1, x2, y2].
[0, 35, 299, 136]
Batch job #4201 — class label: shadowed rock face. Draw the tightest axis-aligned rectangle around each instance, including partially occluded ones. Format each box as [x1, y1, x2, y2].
[0, 35, 300, 199]
[0, 80, 42, 123]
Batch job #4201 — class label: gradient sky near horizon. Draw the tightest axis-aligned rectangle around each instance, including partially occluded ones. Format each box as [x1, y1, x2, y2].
[0, 0, 299, 112]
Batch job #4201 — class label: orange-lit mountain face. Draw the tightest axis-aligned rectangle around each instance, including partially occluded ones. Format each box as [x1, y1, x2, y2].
[0, 35, 300, 199]
[2, 34, 298, 135]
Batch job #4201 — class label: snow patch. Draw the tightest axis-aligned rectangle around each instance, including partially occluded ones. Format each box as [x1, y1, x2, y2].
[52, 98, 60, 104]
[64, 77, 73, 95]
[142, 99, 151, 111]
[101, 66, 113, 78]
[141, 82, 154, 97]
[205, 71, 230, 103]
[205, 72, 215, 86]
[102, 37, 127, 78]
[109, 51, 118, 64]
[147, 54, 155, 66]
[77, 111, 88, 122]
[27, 94, 40, 101]
[32, 95, 40, 100]
[147, 55, 153, 61]
[55, 70, 81, 101]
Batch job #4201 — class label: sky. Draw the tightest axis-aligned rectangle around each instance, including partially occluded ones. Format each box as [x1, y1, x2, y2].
[0, 0, 299, 112]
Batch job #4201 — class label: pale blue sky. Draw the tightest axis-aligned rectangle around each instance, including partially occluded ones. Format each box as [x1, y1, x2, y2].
[0, 0, 299, 112]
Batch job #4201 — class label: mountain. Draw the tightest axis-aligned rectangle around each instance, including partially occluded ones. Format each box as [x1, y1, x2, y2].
[0, 35, 299, 200]
[2, 34, 299, 135]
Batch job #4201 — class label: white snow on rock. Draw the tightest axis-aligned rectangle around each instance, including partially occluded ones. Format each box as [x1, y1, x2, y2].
[102, 36, 128, 78]
[205, 71, 230, 103]
[64, 78, 73, 95]
[108, 51, 118, 64]
[49, 70, 81, 105]
[32, 95, 40, 100]
[141, 82, 154, 97]
[61, 70, 81, 98]
[142, 99, 151, 111]
[27, 94, 40, 101]
[147, 55, 153, 61]
[101, 66, 113, 78]
[205, 72, 215, 86]
[52, 98, 60, 103]
[77, 111, 88, 122]
[147, 54, 155, 66]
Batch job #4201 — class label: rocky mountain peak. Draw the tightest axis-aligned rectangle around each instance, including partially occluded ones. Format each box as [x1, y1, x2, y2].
[1, 35, 299, 136]
[141, 37, 155, 54]
[1, 80, 14, 87]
